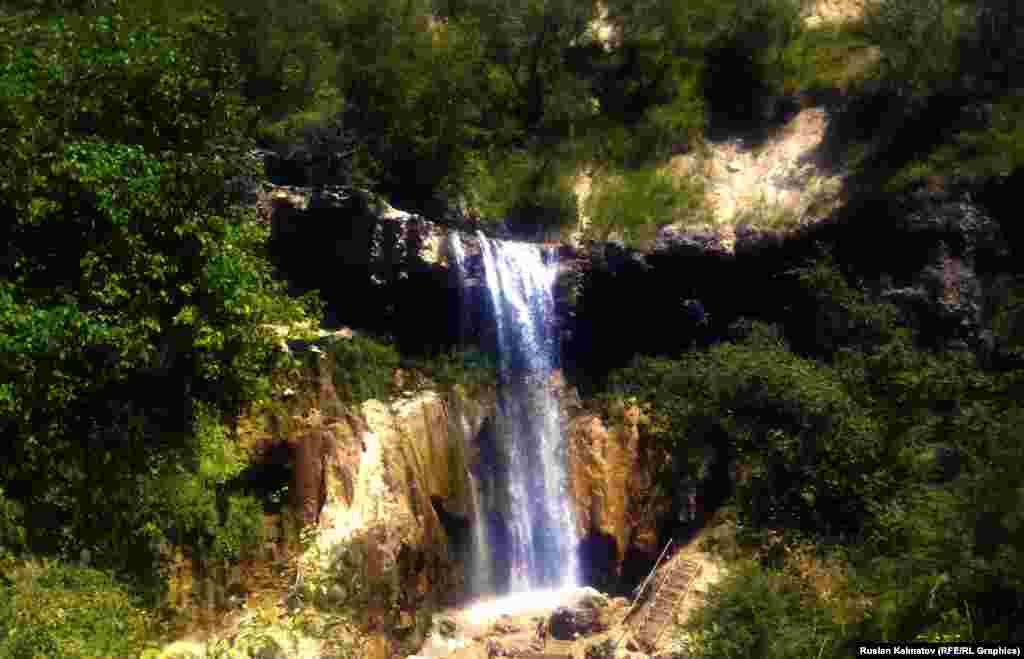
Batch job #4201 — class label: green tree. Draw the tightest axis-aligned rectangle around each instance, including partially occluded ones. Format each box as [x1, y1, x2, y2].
[606, 326, 885, 536]
[0, 5, 318, 585]
[436, 0, 598, 137]
[855, 0, 973, 100]
[324, 0, 497, 209]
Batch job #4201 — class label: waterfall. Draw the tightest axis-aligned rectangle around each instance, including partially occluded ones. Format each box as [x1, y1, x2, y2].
[449, 236, 494, 598]
[449, 231, 579, 594]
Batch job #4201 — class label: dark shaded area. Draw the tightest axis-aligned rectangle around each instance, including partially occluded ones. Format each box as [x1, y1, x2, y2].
[563, 177, 1015, 386]
[619, 542, 661, 595]
[267, 192, 463, 357]
[484, 511, 513, 595]
[577, 531, 619, 593]
[703, 45, 801, 144]
[231, 439, 294, 515]
[430, 496, 473, 569]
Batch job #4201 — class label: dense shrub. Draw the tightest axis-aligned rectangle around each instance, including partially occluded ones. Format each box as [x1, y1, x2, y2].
[324, 334, 402, 405]
[583, 164, 706, 246]
[0, 7, 318, 587]
[606, 325, 885, 536]
[0, 561, 160, 658]
[470, 147, 581, 239]
[785, 254, 907, 359]
[855, 0, 971, 101]
[402, 347, 498, 394]
[687, 561, 843, 659]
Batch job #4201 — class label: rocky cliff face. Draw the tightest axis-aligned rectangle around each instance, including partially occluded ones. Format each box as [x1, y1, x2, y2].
[258, 175, 1015, 388]
[170, 326, 667, 658]
[296, 360, 667, 631]
[305, 389, 493, 650]
[566, 395, 669, 593]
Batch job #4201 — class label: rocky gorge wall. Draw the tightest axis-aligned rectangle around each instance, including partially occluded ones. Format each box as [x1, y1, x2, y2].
[260, 166, 1021, 387]
[169, 321, 670, 657]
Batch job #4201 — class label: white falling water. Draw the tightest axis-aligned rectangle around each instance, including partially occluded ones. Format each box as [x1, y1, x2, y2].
[448, 236, 494, 598]
[449, 231, 579, 594]
[457, 399, 495, 597]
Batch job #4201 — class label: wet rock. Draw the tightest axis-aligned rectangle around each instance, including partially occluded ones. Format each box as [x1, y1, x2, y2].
[439, 617, 459, 638]
[653, 225, 726, 255]
[584, 638, 617, 658]
[548, 603, 609, 640]
[733, 222, 785, 255]
[246, 637, 287, 659]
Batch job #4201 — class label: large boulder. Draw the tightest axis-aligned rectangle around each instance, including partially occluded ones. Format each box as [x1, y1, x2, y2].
[548, 605, 608, 641]
[546, 587, 613, 641]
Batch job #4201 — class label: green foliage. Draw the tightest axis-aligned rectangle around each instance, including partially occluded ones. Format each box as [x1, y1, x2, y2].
[0, 4, 319, 588]
[470, 147, 581, 239]
[584, 638, 615, 659]
[325, 0, 497, 204]
[788, 22, 879, 92]
[852, 398, 1024, 641]
[602, 0, 806, 126]
[888, 92, 1024, 189]
[732, 194, 805, 232]
[606, 325, 885, 535]
[0, 560, 160, 658]
[584, 164, 706, 245]
[402, 348, 498, 394]
[687, 562, 842, 659]
[855, 0, 972, 100]
[0, 487, 26, 558]
[989, 276, 1024, 359]
[322, 335, 402, 405]
[436, 0, 598, 136]
[785, 253, 907, 360]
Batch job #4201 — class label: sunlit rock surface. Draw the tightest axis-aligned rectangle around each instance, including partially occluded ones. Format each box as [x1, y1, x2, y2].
[567, 402, 666, 591]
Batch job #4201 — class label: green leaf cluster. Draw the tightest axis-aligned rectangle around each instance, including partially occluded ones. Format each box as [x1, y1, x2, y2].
[583, 164, 706, 246]
[687, 562, 842, 659]
[0, 560, 159, 658]
[0, 3, 319, 592]
[606, 324, 883, 536]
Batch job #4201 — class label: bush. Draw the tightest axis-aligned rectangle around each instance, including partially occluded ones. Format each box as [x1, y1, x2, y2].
[687, 561, 842, 659]
[402, 348, 498, 394]
[0, 7, 320, 588]
[605, 325, 885, 536]
[324, 334, 402, 405]
[505, 177, 580, 241]
[470, 147, 581, 240]
[0, 560, 160, 658]
[786, 253, 907, 359]
[584, 164, 706, 246]
[855, 0, 972, 100]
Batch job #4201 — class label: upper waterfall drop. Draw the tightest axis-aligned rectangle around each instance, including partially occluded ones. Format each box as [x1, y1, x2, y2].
[448, 231, 579, 594]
